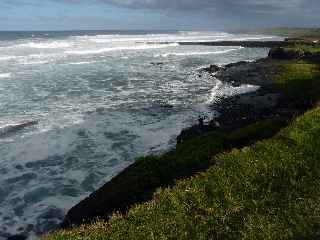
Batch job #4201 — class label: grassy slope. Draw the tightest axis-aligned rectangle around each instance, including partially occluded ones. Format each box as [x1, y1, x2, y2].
[45, 45, 320, 239]
[62, 119, 287, 227]
[274, 60, 320, 106]
[254, 27, 320, 39]
[46, 106, 320, 240]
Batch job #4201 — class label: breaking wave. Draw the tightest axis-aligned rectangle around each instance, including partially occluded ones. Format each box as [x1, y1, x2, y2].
[0, 73, 11, 78]
[158, 47, 243, 57]
[65, 43, 179, 55]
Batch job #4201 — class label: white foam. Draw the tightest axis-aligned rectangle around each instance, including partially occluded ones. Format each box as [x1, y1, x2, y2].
[17, 41, 71, 49]
[74, 31, 243, 45]
[178, 31, 229, 36]
[232, 36, 276, 41]
[207, 79, 260, 103]
[158, 47, 243, 58]
[0, 56, 17, 61]
[23, 60, 49, 65]
[0, 73, 11, 78]
[65, 43, 179, 55]
[68, 61, 95, 65]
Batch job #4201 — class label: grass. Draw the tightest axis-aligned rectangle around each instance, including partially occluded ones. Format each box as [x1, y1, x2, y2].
[273, 61, 320, 106]
[45, 106, 320, 240]
[61, 119, 287, 227]
[283, 44, 320, 56]
[257, 27, 320, 40]
[226, 119, 288, 147]
[45, 44, 320, 240]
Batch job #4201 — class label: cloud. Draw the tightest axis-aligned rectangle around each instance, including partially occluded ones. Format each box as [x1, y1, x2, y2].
[1, 0, 319, 30]
[95, 0, 320, 27]
[99, 0, 308, 13]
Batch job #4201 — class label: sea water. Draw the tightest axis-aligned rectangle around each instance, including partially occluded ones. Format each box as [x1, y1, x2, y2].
[0, 30, 281, 239]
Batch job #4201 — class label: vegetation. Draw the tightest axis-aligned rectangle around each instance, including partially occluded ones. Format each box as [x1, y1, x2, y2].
[226, 119, 288, 146]
[289, 45, 320, 54]
[133, 118, 288, 188]
[280, 44, 320, 57]
[45, 106, 320, 240]
[256, 27, 320, 39]
[274, 61, 320, 105]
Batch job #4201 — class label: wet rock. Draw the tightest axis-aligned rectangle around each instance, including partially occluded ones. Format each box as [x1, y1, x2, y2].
[7, 235, 27, 240]
[215, 58, 276, 87]
[209, 121, 221, 128]
[224, 61, 249, 69]
[0, 120, 38, 137]
[268, 47, 303, 60]
[150, 62, 164, 66]
[25, 224, 34, 233]
[176, 120, 219, 144]
[202, 64, 222, 73]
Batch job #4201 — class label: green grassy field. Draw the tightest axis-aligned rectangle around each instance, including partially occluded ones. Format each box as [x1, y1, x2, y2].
[274, 61, 320, 106]
[255, 27, 320, 40]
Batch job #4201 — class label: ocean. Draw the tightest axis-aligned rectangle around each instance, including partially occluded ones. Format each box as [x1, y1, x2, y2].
[0, 30, 281, 239]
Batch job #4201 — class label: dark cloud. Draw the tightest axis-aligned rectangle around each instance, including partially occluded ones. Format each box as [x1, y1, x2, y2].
[100, 0, 312, 12]
[97, 0, 320, 27]
[1, 0, 319, 29]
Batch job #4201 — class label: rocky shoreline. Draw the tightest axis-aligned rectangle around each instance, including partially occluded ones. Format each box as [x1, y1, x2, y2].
[58, 39, 318, 231]
[177, 57, 304, 144]
[209, 58, 301, 126]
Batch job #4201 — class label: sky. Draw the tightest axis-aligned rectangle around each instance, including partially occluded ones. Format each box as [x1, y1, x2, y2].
[0, 0, 319, 30]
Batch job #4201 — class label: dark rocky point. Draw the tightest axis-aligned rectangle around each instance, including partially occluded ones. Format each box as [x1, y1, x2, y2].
[268, 47, 303, 59]
[202, 64, 222, 73]
[7, 235, 27, 240]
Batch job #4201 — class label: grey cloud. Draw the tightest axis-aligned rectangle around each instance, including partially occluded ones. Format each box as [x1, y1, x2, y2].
[100, 0, 309, 12]
[98, 0, 320, 27]
[2, 0, 319, 29]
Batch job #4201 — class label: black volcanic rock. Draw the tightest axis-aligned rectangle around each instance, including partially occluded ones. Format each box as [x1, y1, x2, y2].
[7, 235, 27, 240]
[202, 64, 222, 73]
[268, 47, 303, 59]
[224, 61, 250, 69]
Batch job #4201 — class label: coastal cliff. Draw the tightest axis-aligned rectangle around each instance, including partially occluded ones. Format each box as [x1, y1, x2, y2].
[46, 38, 320, 239]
